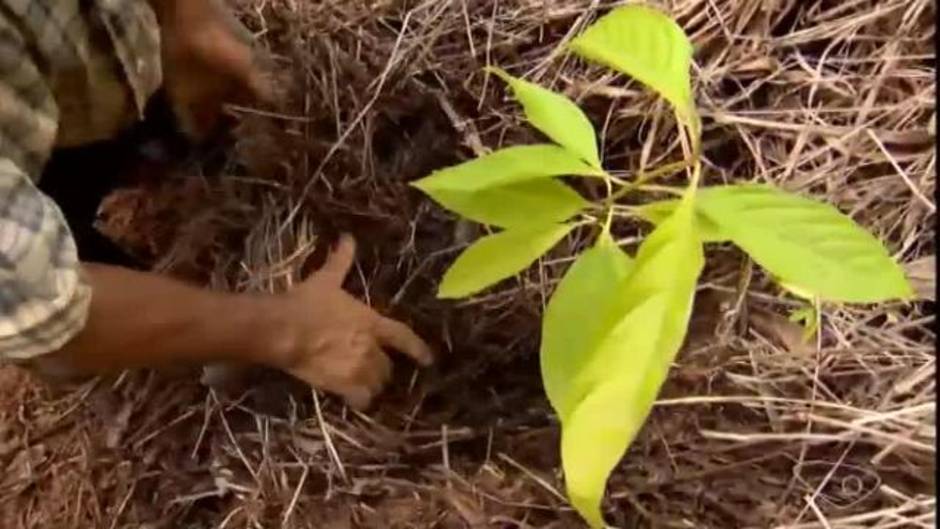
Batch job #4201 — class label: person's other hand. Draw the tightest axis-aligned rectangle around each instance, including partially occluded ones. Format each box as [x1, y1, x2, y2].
[156, 0, 274, 141]
[273, 235, 433, 409]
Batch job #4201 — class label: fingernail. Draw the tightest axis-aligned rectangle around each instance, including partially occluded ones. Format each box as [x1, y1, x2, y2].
[420, 350, 435, 366]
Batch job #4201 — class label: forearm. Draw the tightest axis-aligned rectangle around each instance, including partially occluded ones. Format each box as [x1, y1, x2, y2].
[24, 235, 432, 408]
[47, 263, 292, 375]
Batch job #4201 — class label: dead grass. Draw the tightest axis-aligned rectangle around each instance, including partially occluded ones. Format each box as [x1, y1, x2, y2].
[1, 0, 935, 527]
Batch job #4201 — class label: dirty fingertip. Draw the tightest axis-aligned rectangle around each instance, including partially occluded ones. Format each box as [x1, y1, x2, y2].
[343, 388, 372, 411]
[418, 344, 435, 366]
[336, 233, 357, 252]
[408, 336, 435, 367]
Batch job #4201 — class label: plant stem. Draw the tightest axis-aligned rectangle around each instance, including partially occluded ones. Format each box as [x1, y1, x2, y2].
[608, 205, 647, 221]
[597, 111, 701, 227]
[690, 160, 702, 189]
[638, 184, 685, 195]
[606, 173, 630, 187]
[602, 173, 615, 233]
[608, 160, 692, 202]
[568, 219, 597, 230]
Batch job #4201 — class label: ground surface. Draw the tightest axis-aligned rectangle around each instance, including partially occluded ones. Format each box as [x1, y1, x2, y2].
[1, 0, 935, 528]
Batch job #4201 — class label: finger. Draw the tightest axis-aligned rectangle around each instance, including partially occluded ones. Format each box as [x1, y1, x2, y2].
[318, 234, 357, 286]
[373, 317, 434, 367]
[367, 347, 393, 391]
[352, 343, 392, 396]
[340, 386, 373, 411]
[290, 369, 376, 411]
[244, 69, 275, 104]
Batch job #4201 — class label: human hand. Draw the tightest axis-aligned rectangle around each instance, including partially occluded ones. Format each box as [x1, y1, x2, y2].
[156, 0, 274, 140]
[272, 235, 433, 409]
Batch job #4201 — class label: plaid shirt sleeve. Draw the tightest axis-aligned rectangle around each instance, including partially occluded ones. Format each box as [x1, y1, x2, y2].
[0, 160, 92, 359]
[0, 0, 160, 361]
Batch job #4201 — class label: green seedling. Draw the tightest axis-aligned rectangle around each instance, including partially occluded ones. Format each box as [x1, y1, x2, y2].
[412, 5, 912, 527]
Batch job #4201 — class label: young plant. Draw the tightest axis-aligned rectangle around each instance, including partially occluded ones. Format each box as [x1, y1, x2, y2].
[412, 5, 912, 527]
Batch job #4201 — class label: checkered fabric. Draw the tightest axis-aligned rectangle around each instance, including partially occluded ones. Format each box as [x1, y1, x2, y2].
[0, 0, 161, 360]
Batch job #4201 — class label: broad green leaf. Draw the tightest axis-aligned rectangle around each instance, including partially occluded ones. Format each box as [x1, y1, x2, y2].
[636, 198, 726, 242]
[489, 67, 602, 168]
[544, 192, 704, 527]
[418, 179, 588, 228]
[439, 223, 573, 298]
[541, 232, 634, 419]
[412, 145, 604, 194]
[694, 184, 913, 303]
[570, 5, 698, 129]
[561, 294, 669, 528]
[777, 278, 817, 301]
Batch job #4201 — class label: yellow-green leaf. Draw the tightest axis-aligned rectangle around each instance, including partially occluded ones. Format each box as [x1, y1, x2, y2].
[419, 179, 588, 228]
[561, 294, 668, 528]
[636, 198, 726, 242]
[544, 191, 704, 527]
[570, 5, 697, 129]
[413, 145, 604, 195]
[439, 223, 574, 298]
[489, 67, 602, 168]
[541, 232, 633, 419]
[695, 184, 913, 303]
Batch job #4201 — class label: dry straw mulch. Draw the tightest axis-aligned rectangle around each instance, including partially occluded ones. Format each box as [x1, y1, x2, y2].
[1, 0, 935, 527]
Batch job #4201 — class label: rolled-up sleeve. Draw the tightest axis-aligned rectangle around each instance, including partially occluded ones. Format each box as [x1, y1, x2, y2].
[0, 158, 91, 360]
[0, 0, 160, 362]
